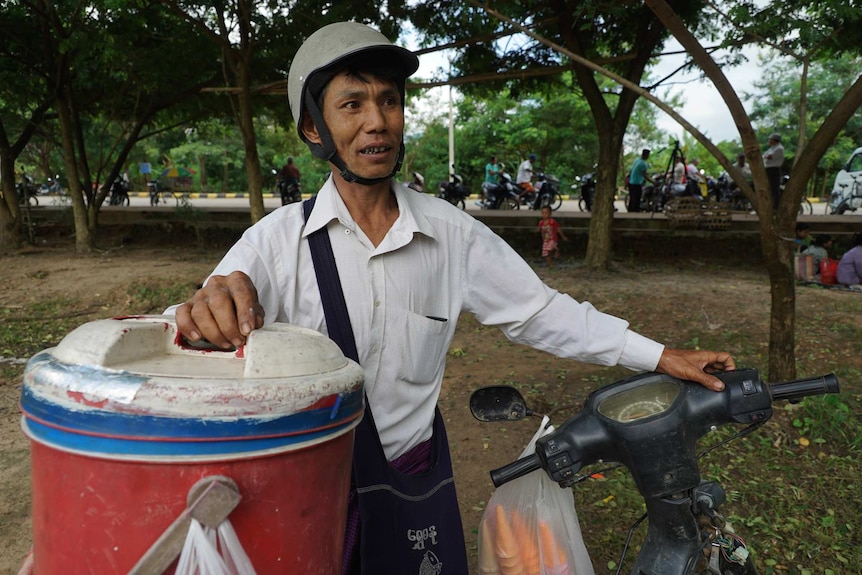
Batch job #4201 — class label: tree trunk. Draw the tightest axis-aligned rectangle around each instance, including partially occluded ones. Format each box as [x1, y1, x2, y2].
[0, 154, 21, 251]
[198, 155, 208, 190]
[234, 63, 264, 223]
[585, 129, 624, 268]
[55, 92, 92, 253]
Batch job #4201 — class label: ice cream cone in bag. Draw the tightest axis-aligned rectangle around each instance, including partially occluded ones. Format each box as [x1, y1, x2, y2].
[539, 520, 572, 575]
[511, 509, 540, 575]
[479, 517, 502, 574]
[495, 505, 526, 575]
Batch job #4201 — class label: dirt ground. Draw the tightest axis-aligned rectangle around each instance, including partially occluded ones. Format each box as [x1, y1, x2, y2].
[0, 231, 858, 574]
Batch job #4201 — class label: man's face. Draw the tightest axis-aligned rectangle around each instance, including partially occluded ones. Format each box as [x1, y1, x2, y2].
[303, 69, 404, 182]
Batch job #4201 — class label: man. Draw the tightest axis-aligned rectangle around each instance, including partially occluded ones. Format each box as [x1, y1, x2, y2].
[686, 158, 701, 183]
[763, 133, 785, 207]
[276, 156, 302, 204]
[279, 156, 301, 186]
[173, 21, 734, 575]
[516, 153, 537, 202]
[481, 154, 500, 202]
[628, 148, 652, 212]
[733, 153, 752, 186]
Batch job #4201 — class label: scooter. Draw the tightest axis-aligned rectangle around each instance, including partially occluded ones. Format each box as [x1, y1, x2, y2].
[521, 172, 563, 211]
[575, 172, 595, 212]
[272, 168, 301, 205]
[108, 176, 130, 206]
[476, 170, 520, 210]
[16, 174, 39, 207]
[471, 369, 839, 575]
[439, 171, 469, 209]
[406, 171, 425, 193]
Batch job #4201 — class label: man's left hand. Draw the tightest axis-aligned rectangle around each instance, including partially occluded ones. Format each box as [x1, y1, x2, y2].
[656, 348, 736, 392]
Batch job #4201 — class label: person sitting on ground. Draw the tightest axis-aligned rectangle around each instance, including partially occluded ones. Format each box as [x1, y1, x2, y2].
[795, 222, 812, 252]
[803, 234, 833, 275]
[836, 232, 862, 287]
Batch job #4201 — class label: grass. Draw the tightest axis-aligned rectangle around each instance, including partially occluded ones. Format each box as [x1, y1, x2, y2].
[0, 280, 199, 361]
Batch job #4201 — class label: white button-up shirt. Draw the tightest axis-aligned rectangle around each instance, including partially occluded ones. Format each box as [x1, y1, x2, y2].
[197, 177, 664, 459]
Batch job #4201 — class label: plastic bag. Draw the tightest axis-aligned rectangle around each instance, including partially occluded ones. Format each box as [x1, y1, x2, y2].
[478, 416, 595, 575]
[820, 258, 839, 285]
[175, 518, 257, 575]
[794, 253, 814, 280]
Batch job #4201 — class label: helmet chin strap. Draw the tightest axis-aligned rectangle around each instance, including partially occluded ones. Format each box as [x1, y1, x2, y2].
[305, 98, 404, 186]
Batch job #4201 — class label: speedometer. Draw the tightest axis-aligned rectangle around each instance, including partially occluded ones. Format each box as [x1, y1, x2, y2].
[598, 380, 680, 423]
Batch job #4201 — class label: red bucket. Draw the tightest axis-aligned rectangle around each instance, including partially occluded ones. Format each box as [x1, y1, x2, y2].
[20, 317, 364, 574]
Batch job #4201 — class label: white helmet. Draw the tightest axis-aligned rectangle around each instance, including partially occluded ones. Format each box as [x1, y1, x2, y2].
[287, 21, 419, 185]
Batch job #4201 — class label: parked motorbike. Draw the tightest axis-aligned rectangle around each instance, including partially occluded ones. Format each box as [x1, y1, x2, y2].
[272, 168, 301, 206]
[575, 172, 595, 212]
[38, 174, 62, 195]
[641, 173, 702, 213]
[476, 170, 520, 210]
[438, 171, 470, 209]
[108, 176, 130, 206]
[406, 171, 425, 193]
[15, 174, 39, 207]
[521, 172, 563, 211]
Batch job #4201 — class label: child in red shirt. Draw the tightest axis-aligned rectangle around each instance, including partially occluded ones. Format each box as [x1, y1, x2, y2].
[537, 206, 567, 268]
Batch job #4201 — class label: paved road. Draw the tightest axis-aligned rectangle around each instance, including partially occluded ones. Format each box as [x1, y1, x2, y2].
[39, 193, 837, 215]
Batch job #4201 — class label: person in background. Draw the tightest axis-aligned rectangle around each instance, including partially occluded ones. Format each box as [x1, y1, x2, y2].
[279, 156, 301, 188]
[538, 205, 567, 269]
[763, 133, 785, 208]
[169, 21, 735, 574]
[734, 153, 752, 184]
[803, 234, 832, 275]
[836, 232, 862, 286]
[627, 148, 652, 213]
[482, 154, 500, 200]
[686, 158, 701, 183]
[516, 153, 537, 203]
[672, 158, 686, 185]
[795, 222, 812, 252]
[139, 160, 152, 185]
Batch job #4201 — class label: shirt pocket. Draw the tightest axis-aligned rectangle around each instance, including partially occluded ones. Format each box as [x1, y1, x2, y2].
[393, 308, 450, 387]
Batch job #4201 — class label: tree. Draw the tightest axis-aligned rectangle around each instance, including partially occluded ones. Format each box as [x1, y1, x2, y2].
[643, 0, 862, 381]
[19, 0, 220, 252]
[0, 0, 52, 250]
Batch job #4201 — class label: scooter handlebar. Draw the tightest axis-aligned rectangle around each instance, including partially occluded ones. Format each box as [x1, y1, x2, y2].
[769, 373, 839, 403]
[490, 453, 542, 487]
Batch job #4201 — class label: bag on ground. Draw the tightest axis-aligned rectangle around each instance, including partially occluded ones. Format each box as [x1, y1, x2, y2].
[478, 416, 595, 575]
[820, 258, 839, 285]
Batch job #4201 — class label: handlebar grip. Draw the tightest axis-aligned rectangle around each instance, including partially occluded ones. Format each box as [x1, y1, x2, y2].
[769, 373, 839, 402]
[490, 453, 542, 487]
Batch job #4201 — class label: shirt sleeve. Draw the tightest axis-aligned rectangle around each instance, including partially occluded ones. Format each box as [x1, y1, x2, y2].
[462, 220, 664, 371]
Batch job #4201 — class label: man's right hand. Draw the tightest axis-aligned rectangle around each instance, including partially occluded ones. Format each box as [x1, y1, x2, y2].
[175, 271, 265, 349]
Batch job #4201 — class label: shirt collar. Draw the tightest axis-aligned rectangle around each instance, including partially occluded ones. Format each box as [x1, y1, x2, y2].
[301, 175, 438, 246]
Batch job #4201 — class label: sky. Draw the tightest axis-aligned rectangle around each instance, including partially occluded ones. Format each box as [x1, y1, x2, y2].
[648, 40, 765, 144]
